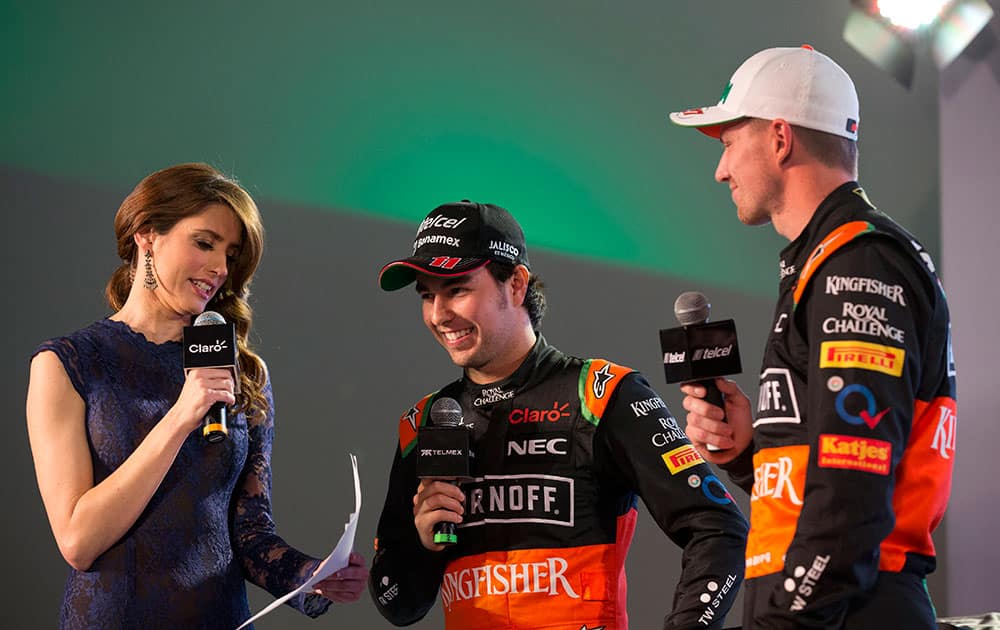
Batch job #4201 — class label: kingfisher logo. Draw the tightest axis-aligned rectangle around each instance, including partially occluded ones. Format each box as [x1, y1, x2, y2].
[752, 455, 804, 506]
[930, 403, 956, 459]
[661, 444, 704, 474]
[509, 402, 570, 424]
[439, 556, 580, 611]
[819, 340, 905, 377]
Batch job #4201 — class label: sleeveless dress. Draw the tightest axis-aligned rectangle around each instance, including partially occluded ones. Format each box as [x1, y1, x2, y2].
[34, 318, 330, 629]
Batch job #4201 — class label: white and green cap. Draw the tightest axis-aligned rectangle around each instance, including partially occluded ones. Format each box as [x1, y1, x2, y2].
[669, 45, 859, 140]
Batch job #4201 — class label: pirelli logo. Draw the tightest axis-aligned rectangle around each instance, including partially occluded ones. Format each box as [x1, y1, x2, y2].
[661, 444, 704, 474]
[818, 434, 891, 475]
[819, 340, 905, 377]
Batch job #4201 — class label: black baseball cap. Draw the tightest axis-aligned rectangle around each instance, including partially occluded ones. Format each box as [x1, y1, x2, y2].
[378, 200, 530, 291]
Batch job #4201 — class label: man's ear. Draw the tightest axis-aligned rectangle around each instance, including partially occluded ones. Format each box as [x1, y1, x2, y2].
[509, 264, 530, 307]
[770, 118, 795, 166]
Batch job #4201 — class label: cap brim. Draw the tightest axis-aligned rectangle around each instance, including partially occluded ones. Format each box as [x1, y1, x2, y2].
[378, 257, 490, 291]
[668, 105, 745, 138]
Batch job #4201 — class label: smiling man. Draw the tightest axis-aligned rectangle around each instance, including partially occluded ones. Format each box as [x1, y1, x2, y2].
[368, 201, 748, 630]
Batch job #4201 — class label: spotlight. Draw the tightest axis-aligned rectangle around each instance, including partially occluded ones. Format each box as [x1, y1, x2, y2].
[844, 0, 994, 88]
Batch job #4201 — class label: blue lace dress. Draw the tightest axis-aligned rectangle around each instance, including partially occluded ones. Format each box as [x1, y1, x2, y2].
[34, 319, 331, 629]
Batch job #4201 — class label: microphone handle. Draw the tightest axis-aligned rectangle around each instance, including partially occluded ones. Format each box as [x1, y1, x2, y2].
[432, 480, 461, 545]
[694, 378, 727, 452]
[203, 402, 229, 443]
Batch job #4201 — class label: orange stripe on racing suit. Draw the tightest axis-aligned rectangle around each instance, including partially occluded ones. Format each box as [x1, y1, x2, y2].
[745, 445, 809, 579]
[441, 509, 637, 630]
[879, 396, 956, 571]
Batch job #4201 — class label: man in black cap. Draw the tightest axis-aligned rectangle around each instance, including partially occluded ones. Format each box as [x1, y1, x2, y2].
[368, 200, 748, 630]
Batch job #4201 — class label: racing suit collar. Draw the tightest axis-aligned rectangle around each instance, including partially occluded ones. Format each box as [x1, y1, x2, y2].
[462, 334, 561, 405]
[779, 180, 864, 281]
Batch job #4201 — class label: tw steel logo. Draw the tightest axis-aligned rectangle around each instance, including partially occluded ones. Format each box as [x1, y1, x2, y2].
[509, 402, 570, 424]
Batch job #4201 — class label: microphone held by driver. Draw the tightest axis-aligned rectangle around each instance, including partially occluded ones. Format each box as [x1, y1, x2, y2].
[661, 292, 742, 450]
[418, 397, 472, 545]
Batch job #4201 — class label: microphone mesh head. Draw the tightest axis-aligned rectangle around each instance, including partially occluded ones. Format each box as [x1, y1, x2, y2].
[194, 310, 227, 326]
[674, 291, 711, 326]
[430, 397, 464, 428]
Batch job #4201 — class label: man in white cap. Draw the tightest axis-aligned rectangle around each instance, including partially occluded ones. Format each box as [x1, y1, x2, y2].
[670, 46, 956, 628]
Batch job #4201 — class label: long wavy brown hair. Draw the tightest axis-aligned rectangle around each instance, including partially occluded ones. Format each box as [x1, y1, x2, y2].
[105, 163, 268, 417]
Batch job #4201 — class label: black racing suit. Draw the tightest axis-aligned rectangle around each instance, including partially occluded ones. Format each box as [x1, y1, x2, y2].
[723, 182, 956, 629]
[370, 336, 748, 630]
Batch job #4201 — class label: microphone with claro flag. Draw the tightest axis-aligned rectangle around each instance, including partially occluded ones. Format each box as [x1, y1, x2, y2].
[660, 291, 742, 451]
[182, 310, 239, 443]
[417, 397, 472, 545]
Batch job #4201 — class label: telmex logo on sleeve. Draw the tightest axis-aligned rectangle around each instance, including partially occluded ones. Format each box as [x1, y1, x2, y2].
[819, 340, 905, 377]
[662, 444, 704, 474]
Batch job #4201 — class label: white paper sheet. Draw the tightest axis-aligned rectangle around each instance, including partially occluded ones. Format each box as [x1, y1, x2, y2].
[236, 453, 361, 629]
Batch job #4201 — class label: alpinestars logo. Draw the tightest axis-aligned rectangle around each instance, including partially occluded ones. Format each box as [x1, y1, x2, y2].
[404, 405, 420, 432]
[592, 364, 616, 399]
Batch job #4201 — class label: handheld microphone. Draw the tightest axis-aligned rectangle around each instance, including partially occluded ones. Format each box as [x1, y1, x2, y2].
[183, 310, 239, 443]
[417, 397, 471, 546]
[660, 291, 742, 451]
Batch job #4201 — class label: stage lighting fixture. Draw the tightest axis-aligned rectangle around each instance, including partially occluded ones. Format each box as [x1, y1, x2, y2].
[844, 0, 994, 88]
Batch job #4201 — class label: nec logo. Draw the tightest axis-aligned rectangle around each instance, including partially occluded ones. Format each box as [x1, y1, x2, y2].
[506, 436, 568, 457]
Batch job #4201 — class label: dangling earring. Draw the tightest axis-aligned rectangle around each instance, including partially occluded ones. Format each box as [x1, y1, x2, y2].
[143, 249, 158, 290]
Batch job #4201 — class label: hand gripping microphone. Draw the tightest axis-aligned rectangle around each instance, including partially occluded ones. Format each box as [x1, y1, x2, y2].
[183, 310, 239, 443]
[417, 397, 471, 546]
[660, 291, 742, 451]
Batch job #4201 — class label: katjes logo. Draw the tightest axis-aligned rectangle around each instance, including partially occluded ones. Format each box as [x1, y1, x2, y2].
[188, 339, 229, 353]
[508, 402, 570, 424]
[818, 434, 891, 475]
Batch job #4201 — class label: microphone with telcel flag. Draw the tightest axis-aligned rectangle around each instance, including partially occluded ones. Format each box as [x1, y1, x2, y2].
[660, 291, 742, 451]
[417, 397, 471, 546]
[183, 310, 239, 443]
